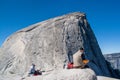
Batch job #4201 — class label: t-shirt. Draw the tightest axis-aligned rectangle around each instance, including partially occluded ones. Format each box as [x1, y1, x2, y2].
[73, 51, 84, 67]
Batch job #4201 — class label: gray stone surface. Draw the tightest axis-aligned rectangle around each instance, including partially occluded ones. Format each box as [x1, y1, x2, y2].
[0, 12, 119, 78]
[0, 69, 97, 80]
[24, 69, 97, 80]
[97, 76, 119, 80]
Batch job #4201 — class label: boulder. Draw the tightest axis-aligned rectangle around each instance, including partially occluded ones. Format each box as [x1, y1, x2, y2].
[25, 69, 97, 80]
[0, 69, 96, 80]
[0, 12, 119, 78]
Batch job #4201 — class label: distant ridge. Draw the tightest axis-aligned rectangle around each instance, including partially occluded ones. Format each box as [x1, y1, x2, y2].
[104, 53, 120, 70]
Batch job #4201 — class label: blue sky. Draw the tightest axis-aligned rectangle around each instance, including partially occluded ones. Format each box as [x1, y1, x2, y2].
[0, 0, 120, 54]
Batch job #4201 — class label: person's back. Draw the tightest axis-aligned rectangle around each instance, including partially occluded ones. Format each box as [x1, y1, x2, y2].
[73, 48, 85, 68]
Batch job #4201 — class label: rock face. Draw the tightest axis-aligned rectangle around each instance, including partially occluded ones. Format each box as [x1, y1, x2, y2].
[0, 12, 119, 78]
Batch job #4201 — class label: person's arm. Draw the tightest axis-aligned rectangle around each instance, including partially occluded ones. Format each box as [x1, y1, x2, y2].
[81, 53, 86, 60]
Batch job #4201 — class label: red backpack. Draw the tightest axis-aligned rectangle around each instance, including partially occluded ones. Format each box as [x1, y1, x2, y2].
[67, 62, 73, 69]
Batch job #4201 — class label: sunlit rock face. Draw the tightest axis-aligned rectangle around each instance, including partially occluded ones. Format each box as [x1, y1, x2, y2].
[0, 12, 119, 78]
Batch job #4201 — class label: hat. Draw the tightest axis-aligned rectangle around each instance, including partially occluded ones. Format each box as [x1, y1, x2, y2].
[32, 63, 35, 66]
[80, 47, 84, 50]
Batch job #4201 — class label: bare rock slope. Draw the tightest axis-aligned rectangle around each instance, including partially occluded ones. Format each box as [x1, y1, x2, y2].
[0, 69, 97, 80]
[0, 12, 119, 79]
[25, 69, 96, 80]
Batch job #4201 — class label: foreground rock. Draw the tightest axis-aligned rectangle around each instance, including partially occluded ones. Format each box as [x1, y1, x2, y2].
[0, 75, 21, 80]
[25, 69, 96, 80]
[0, 69, 97, 80]
[97, 76, 119, 80]
[0, 12, 119, 78]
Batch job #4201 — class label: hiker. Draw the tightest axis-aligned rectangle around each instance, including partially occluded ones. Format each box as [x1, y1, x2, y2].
[67, 50, 73, 63]
[65, 50, 74, 69]
[28, 64, 36, 76]
[73, 48, 88, 68]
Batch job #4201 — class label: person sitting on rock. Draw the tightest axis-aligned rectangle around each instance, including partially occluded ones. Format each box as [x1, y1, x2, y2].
[73, 48, 89, 68]
[67, 50, 73, 63]
[28, 63, 36, 76]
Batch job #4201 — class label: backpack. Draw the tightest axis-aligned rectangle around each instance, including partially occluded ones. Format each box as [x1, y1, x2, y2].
[67, 62, 73, 69]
